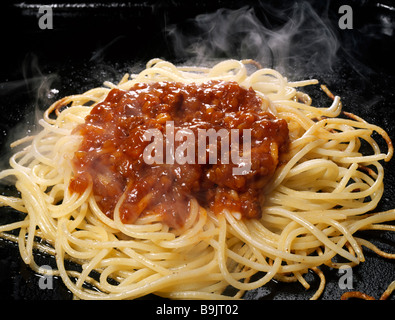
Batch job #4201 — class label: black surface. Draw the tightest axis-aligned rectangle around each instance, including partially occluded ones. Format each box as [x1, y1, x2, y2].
[0, 0, 394, 300]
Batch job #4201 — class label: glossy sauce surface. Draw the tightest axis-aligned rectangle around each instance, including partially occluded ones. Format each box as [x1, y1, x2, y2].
[69, 81, 289, 228]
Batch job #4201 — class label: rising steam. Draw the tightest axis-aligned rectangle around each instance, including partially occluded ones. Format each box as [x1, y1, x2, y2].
[166, 3, 340, 76]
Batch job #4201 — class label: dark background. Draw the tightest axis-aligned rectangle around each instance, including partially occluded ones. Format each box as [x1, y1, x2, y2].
[0, 0, 394, 300]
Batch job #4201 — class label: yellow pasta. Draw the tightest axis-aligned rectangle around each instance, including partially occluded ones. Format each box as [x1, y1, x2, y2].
[0, 59, 394, 300]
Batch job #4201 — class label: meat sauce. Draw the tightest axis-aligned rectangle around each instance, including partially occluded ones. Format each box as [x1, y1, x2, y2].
[69, 81, 289, 228]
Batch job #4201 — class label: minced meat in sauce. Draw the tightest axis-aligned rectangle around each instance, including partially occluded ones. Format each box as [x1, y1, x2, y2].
[69, 81, 289, 228]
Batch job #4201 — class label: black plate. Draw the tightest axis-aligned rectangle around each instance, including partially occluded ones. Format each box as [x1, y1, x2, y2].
[0, 0, 394, 300]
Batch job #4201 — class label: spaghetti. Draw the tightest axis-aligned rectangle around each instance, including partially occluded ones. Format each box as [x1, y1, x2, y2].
[0, 59, 394, 300]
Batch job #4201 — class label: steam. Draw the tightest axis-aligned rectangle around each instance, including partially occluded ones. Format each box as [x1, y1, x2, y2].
[0, 54, 59, 170]
[1, 53, 59, 122]
[166, 3, 340, 76]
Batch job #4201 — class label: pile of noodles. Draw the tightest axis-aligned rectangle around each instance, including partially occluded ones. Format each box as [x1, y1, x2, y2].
[0, 59, 394, 300]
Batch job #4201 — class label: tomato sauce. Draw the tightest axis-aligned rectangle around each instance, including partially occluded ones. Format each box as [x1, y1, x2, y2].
[69, 81, 289, 228]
